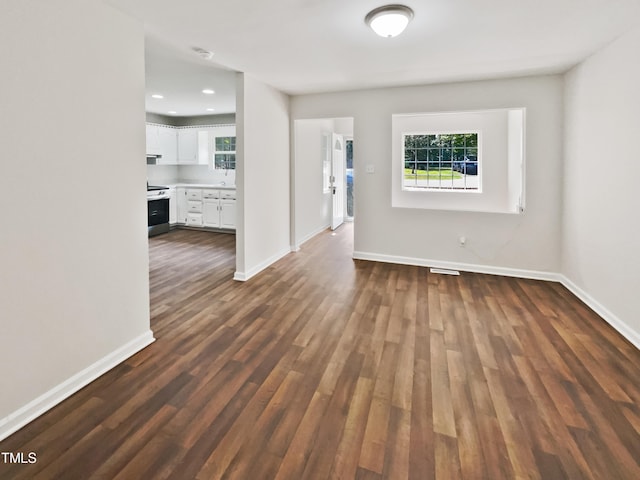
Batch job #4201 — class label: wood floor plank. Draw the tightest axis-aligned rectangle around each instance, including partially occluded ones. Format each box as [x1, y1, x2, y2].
[484, 365, 541, 480]
[408, 293, 435, 480]
[434, 432, 463, 480]
[358, 341, 399, 474]
[272, 392, 331, 480]
[512, 357, 595, 480]
[1, 225, 639, 480]
[381, 406, 411, 480]
[430, 331, 457, 438]
[447, 349, 487, 480]
[300, 351, 365, 480]
[328, 376, 374, 479]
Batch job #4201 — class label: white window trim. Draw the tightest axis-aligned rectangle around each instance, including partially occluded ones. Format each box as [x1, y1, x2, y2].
[391, 108, 525, 214]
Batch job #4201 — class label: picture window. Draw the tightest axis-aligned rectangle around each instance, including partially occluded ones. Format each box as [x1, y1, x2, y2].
[403, 133, 479, 191]
[392, 108, 525, 214]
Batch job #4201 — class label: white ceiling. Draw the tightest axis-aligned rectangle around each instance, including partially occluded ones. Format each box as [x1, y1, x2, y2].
[144, 35, 237, 116]
[106, 0, 640, 117]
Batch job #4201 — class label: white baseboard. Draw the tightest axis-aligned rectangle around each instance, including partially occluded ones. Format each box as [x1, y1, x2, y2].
[292, 224, 331, 252]
[352, 251, 559, 282]
[352, 250, 638, 350]
[233, 271, 248, 281]
[0, 330, 155, 442]
[559, 275, 640, 350]
[234, 246, 292, 282]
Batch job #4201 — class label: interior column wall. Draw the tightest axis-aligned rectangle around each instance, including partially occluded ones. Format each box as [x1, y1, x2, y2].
[0, 0, 152, 439]
[235, 74, 291, 280]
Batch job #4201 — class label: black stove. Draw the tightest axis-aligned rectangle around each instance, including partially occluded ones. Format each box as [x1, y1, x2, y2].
[147, 185, 170, 237]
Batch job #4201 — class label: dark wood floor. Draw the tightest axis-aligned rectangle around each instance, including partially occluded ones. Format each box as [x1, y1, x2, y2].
[1, 224, 639, 479]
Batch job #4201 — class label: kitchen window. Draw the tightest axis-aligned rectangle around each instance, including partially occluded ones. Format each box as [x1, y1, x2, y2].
[214, 136, 236, 170]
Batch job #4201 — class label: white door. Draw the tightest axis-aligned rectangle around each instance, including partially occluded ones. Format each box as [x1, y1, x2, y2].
[331, 133, 345, 230]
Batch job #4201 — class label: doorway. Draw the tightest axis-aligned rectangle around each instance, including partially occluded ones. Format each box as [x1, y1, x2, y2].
[329, 134, 354, 229]
[292, 117, 354, 250]
[330, 133, 345, 230]
[345, 138, 354, 221]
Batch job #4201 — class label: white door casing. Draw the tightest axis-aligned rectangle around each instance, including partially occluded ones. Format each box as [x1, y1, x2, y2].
[331, 133, 345, 230]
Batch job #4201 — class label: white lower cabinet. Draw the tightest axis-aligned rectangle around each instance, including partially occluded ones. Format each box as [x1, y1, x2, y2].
[186, 213, 203, 226]
[202, 190, 236, 229]
[220, 199, 236, 229]
[186, 198, 203, 226]
[177, 187, 187, 223]
[187, 200, 202, 213]
[203, 198, 221, 228]
[176, 187, 235, 231]
[169, 187, 177, 225]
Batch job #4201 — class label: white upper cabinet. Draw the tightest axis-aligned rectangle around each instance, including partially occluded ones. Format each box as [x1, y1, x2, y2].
[178, 128, 212, 165]
[157, 125, 177, 165]
[177, 128, 198, 164]
[146, 123, 236, 167]
[145, 124, 161, 156]
[198, 129, 213, 166]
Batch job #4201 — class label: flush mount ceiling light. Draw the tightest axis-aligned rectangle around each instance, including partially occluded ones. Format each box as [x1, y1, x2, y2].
[151, 94, 164, 99]
[202, 89, 215, 95]
[365, 4, 414, 38]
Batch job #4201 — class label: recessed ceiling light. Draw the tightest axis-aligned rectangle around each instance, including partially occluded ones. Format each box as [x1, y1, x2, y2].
[168, 111, 177, 115]
[151, 94, 164, 99]
[365, 4, 414, 38]
[206, 108, 215, 112]
[202, 89, 215, 95]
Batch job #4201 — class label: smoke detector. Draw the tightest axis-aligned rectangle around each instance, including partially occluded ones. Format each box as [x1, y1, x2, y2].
[191, 47, 215, 61]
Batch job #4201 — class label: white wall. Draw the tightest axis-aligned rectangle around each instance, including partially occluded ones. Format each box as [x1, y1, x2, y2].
[333, 118, 354, 138]
[562, 26, 640, 346]
[235, 74, 291, 280]
[291, 76, 564, 276]
[0, 0, 153, 439]
[293, 119, 334, 247]
[147, 164, 180, 185]
[177, 165, 236, 186]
